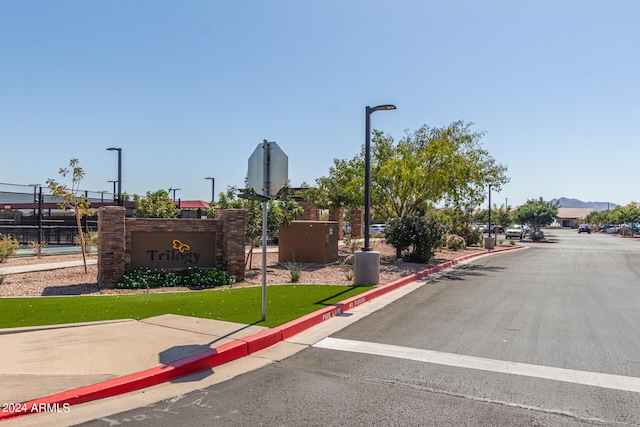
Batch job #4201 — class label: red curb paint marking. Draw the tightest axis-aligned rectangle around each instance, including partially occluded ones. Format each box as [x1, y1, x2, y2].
[244, 328, 283, 354]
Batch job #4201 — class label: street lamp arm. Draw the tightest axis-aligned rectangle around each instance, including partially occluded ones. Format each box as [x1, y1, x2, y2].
[368, 104, 397, 114]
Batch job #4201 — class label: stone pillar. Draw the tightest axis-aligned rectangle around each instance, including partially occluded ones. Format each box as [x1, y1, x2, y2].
[216, 209, 246, 281]
[97, 206, 126, 288]
[329, 207, 345, 240]
[297, 201, 319, 220]
[350, 209, 363, 238]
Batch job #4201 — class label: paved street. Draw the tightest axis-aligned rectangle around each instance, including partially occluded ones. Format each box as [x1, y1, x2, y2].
[79, 229, 640, 426]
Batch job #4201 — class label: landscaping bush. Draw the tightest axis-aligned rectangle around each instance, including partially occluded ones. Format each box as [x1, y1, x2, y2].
[466, 227, 482, 246]
[116, 268, 180, 290]
[531, 230, 545, 241]
[0, 234, 20, 263]
[181, 267, 236, 289]
[446, 234, 466, 251]
[383, 215, 444, 263]
[283, 261, 306, 283]
[116, 267, 236, 290]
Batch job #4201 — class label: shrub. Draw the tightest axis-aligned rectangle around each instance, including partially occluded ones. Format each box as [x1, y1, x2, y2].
[446, 235, 466, 251]
[531, 230, 545, 241]
[181, 267, 236, 289]
[116, 267, 236, 290]
[28, 241, 47, 258]
[116, 268, 180, 290]
[466, 227, 482, 246]
[283, 261, 306, 283]
[383, 215, 445, 263]
[0, 234, 20, 263]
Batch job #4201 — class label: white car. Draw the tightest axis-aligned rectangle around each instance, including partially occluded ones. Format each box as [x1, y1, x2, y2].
[370, 224, 386, 236]
[505, 225, 525, 239]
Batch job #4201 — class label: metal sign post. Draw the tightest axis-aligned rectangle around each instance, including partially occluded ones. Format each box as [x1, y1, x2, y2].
[246, 140, 288, 321]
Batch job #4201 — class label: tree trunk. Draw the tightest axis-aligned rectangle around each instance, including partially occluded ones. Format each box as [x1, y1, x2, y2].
[75, 206, 88, 273]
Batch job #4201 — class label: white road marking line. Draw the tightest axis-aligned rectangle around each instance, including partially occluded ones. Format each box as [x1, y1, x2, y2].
[314, 337, 640, 393]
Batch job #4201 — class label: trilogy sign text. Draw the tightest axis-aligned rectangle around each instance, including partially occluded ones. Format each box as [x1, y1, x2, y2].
[130, 232, 216, 270]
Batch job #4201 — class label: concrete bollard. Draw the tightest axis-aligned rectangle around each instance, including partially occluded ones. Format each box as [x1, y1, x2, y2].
[354, 251, 380, 285]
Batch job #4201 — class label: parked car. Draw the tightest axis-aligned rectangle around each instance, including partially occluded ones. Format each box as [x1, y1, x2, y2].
[370, 224, 386, 236]
[481, 224, 504, 234]
[505, 225, 525, 239]
[606, 226, 621, 234]
[578, 224, 591, 234]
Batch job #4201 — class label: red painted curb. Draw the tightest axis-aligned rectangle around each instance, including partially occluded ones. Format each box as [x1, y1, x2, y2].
[1, 244, 525, 421]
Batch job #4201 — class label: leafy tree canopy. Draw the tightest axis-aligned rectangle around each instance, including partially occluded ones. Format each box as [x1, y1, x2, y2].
[133, 189, 181, 218]
[513, 197, 559, 231]
[586, 203, 640, 226]
[310, 121, 509, 219]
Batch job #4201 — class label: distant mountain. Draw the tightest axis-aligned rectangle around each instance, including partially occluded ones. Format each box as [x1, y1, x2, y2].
[550, 197, 616, 211]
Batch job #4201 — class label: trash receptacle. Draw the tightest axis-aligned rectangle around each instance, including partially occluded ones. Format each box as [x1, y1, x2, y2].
[483, 237, 495, 250]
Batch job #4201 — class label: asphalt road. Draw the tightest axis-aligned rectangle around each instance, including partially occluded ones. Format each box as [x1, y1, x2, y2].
[80, 229, 640, 426]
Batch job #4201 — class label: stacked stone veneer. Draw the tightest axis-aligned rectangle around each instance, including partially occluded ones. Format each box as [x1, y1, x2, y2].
[350, 209, 363, 238]
[97, 206, 246, 288]
[329, 207, 345, 240]
[297, 200, 319, 221]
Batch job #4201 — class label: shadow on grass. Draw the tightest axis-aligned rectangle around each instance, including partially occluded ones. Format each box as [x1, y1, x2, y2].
[314, 286, 371, 306]
[42, 283, 100, 296]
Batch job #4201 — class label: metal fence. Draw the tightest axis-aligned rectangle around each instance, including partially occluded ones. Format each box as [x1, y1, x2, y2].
[0, 183, 105, 245]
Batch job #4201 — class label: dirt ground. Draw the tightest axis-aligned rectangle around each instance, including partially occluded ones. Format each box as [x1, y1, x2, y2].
[0, 240, 491, 297]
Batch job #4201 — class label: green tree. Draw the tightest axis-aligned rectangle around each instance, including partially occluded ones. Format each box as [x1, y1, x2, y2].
[436, 206, 481, 246]
[133, 190, 181, 218]
[46, 158, 95, 273]
[513, 198, 559, 238]
[312, 121, 509, 221]
[494, 204, 513, 230]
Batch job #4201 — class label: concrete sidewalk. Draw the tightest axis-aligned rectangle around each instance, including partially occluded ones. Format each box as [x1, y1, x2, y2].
[0, 315, 266, 404]
[0, 259, 98, 275]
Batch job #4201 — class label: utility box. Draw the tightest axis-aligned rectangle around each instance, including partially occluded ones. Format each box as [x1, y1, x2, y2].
[278, 221, 339, 264]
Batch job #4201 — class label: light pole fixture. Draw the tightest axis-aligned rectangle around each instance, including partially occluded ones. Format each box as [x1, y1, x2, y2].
[363, 104, 396, 252]
[106, 147, 122, 206]
[170, 188, 181, 202]
[205, 177, 215, 203]
[107, 180, 117, 201]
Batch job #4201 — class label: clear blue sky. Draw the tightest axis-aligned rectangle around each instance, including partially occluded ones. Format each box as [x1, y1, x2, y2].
[2, 1, 639, 207]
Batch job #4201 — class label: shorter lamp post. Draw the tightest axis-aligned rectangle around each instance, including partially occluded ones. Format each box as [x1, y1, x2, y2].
[205, 177, 215, 202]
[108, 180, 117, 202]
[106, 147, 122, 206]
[170, 188, 181, 202]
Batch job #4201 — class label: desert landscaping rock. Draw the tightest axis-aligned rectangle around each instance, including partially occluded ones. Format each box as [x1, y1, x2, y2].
[0, 240, 486, 297]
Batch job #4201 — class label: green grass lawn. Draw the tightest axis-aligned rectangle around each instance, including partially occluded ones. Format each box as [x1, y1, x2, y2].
[0, 285, 374, 329]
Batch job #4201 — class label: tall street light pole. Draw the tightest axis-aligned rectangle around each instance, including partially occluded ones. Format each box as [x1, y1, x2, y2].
[106, 147, 122, 206]
[363, 104, 396, 252]
[354, 104, 396, 286]
[205, 177, 215, 203]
